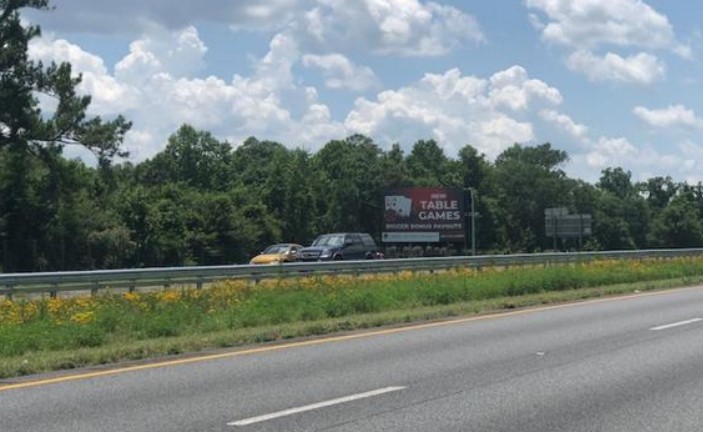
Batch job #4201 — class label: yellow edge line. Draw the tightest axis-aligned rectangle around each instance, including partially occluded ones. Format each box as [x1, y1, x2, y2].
[1, 284, 700, 392]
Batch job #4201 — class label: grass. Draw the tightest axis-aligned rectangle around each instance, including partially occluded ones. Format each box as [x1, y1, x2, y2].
[1, 257, 703, 379]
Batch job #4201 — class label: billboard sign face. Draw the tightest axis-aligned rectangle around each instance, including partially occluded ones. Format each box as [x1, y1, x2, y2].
[382, 187, 466, 243]
[545, 213, 592, 237]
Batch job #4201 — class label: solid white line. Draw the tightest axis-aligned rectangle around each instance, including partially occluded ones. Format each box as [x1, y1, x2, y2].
[227, 386, 406, 427]
[650, 318, 703, 331]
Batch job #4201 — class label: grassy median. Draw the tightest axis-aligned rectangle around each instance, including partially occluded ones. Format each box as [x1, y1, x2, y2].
[1, 257, 703, 379]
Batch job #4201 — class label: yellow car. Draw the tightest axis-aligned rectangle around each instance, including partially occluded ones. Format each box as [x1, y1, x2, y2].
[249, 243, 303, 265]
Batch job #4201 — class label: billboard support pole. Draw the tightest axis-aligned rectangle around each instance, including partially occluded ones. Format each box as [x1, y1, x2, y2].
[468, 187, 477, 256]
[553, 217, 557, 251]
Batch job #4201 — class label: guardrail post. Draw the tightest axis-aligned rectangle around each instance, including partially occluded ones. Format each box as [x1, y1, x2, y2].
[196, 277, 203, 290]
[50, 283, 58, 299]
[91, 282, 99, 297]
[129, 280, 136, 293]
[5, 284, 13, 301]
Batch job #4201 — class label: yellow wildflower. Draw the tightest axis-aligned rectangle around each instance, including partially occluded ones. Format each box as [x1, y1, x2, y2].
[123, 292, 140, 302]
[158, 290, 181, 303]
[70, 311, 95, 324]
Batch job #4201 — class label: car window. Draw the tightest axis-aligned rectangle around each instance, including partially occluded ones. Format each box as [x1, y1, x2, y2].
[263, 245, 287, 254]
[312, 235, 344, 247]
[360, 234, 376, 249]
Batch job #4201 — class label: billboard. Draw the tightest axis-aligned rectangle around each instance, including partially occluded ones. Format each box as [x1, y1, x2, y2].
[382, 187, 466, 243]
[545, 213, 592, 237]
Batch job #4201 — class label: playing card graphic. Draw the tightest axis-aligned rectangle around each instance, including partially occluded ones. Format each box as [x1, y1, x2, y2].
[385, 195, 412, 222]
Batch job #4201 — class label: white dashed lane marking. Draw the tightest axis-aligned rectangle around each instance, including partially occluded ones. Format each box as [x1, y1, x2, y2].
[227, 386, 406, 427]
[650, 318, 703, 331]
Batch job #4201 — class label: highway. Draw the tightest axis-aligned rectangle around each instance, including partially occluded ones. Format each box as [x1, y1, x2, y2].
[2, 286, 703, 431]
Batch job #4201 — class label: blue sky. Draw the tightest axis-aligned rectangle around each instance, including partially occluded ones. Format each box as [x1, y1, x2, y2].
[23, 0, 703, 183]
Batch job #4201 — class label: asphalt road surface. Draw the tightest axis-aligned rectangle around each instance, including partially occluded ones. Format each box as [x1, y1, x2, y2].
[2, 286, 703, 432]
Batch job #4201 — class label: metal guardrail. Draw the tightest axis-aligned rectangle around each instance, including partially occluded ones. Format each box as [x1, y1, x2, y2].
[1, 248, 703, 299]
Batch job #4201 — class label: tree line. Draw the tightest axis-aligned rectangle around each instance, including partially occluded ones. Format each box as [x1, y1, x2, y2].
[2, 0, 702, 272]
[3, 124, 703, 271]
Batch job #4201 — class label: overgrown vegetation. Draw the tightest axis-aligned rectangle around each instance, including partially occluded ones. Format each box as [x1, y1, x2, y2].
[2, 257, 703, 377]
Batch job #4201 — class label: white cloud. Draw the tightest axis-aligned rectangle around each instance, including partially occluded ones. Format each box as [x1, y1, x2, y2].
[539, 110, 588, 139]
[26, 0, 301, 34]
[566, 50, 665, 84]
[304, 7, 326, 42]
[633, 105, 703, 128]
[526, 0, 679, 51]
[488, 65, 562, 110]
[29, 35, 105, 74]
[304, 0, 485, 56]
[569, 136, 692, 183]
[115, 26, 207, 81]
[296, 89, 346, 146]
[526, 0, 687, 85]
[345, 66, 560, 158]
[527, 13, 545, 31]
[302, 53, 379, 91]
[29, 0, 483, 58]
[676, 140, 703, 183]
[29, 36, 137, 115]
[678, 140, 703, 159]
[584, 136, 637, 169]
[29, 29, 345, 160]
[250, 32, 300, 90]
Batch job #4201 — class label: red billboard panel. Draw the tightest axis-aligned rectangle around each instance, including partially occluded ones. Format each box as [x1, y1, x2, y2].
[382, 187, 466, 243]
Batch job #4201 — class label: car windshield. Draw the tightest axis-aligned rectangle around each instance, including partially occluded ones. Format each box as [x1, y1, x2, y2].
[312, 235, 344, 247]
[263, 245, 288, 254]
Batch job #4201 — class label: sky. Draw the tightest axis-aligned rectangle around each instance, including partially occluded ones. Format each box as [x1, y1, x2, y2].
[21, 0, 703, 183]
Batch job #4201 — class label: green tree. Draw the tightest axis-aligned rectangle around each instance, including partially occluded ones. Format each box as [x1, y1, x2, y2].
[597, 167, 634, 199]
[233, 137, 289, 186]
[406, 139, 453, 186]
[380, 143, 412, 188]
[313, 134, 384, 236]
[649, 194, 703, 247]
[594, 168, 649, 249]
[640, 176, 678, 210]
[139, 124, 233, 191]
[281, 149, 317, 244]
[0, 0, 130, 161]
[493, 143, 570, 251]
[457, 145, 490, 190]
[0, 0, 130, 271]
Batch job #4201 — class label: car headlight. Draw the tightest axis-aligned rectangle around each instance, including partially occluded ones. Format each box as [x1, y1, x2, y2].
[319, 250, 332, 258]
